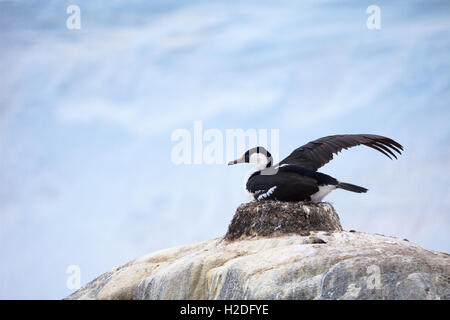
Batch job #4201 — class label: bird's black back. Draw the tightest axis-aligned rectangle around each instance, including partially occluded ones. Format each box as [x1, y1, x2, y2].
[246, 165, 337, 202]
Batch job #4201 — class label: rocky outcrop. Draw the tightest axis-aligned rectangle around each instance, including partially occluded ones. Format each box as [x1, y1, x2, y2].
[66, 202, 449, 300]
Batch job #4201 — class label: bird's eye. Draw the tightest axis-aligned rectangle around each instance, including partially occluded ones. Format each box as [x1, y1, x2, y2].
[244, 152, 250, 163]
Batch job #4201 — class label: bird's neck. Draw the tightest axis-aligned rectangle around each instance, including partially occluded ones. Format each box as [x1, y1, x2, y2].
[243, 155, 272, 198]
[250, 153, 272, 171]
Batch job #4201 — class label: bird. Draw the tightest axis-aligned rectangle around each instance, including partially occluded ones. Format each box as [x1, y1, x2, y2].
[227, 134, 403, 202]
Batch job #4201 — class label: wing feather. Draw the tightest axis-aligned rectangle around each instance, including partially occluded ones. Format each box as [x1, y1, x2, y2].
[279, 134, 403, 171]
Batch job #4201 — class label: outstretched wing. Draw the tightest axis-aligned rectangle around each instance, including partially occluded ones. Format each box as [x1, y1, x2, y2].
[279, 134, 403, 171]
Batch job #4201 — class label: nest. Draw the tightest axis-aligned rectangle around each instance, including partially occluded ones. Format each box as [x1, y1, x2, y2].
[224, 201, 342, 241]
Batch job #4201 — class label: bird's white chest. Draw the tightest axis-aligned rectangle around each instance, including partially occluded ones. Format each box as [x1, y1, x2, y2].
[243, 171, 257, 200]
[243, 161, 270, 201]
[310, 185, 336, 202]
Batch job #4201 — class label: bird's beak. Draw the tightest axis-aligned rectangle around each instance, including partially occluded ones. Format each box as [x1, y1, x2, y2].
[228, 155, 244, 166]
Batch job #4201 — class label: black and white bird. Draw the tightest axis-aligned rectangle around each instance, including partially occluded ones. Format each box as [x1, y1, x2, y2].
[228, 134, 403, 202]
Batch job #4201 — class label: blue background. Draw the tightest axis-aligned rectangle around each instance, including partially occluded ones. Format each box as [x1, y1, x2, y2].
[0, 0, 449, 299]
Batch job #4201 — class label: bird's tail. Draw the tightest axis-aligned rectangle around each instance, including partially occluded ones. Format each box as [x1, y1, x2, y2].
[337, 182, 368, 193]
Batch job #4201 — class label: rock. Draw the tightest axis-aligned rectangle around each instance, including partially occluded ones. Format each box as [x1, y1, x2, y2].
[225, 201, 342, 240]
[66, 203, 450, 300]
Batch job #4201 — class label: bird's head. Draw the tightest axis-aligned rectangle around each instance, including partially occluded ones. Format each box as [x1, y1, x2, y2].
[227, 146, 273, 168]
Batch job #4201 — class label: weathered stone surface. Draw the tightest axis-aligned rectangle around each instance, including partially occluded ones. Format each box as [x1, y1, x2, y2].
[225, 201, 342, 241]
[66, 232, 449, 300]
[65, 202, 449, 300]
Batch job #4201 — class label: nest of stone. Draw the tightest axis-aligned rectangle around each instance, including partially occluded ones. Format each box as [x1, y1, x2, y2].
[224, 200, 342, 241]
